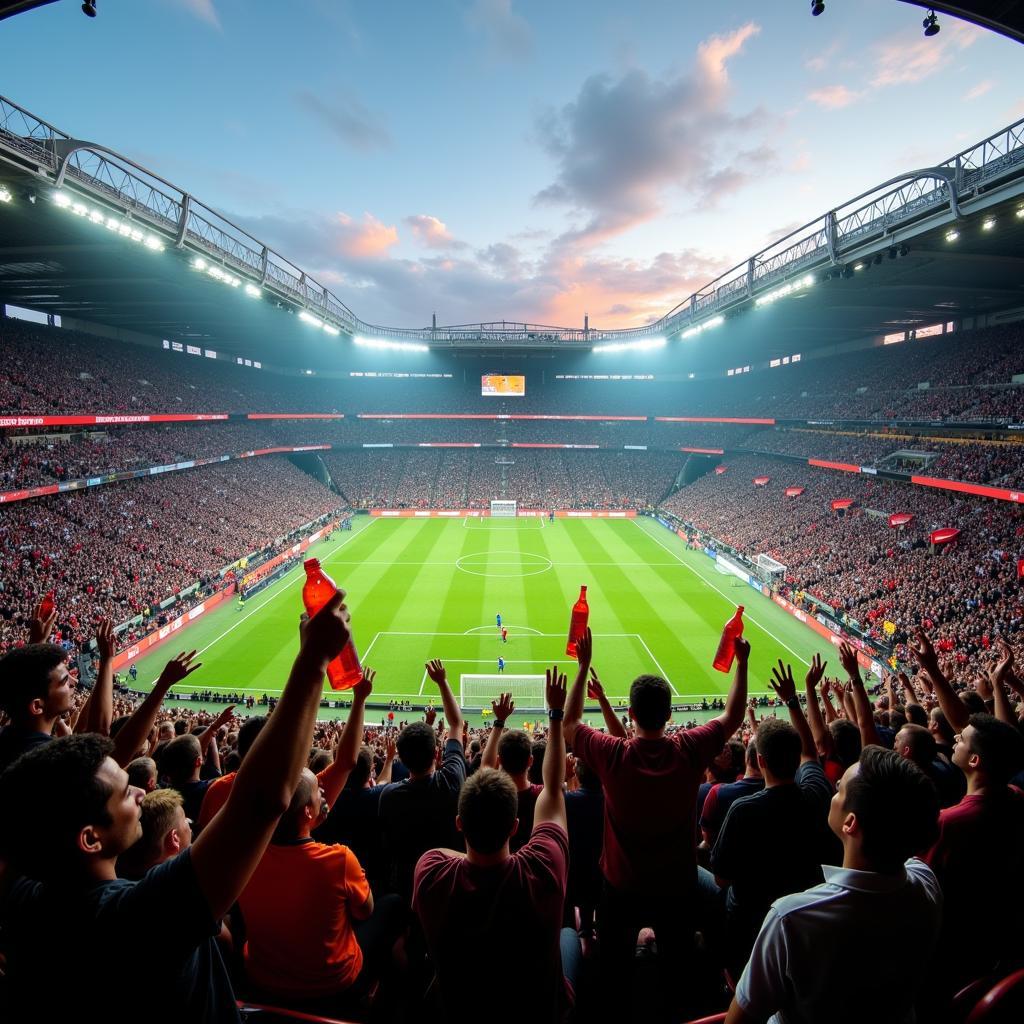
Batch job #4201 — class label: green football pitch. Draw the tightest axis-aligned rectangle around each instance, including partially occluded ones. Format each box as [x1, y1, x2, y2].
[129, 516, 838, 721]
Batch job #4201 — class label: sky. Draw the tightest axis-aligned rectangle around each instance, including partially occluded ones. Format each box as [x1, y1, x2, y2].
[2, 0, 1022, 331]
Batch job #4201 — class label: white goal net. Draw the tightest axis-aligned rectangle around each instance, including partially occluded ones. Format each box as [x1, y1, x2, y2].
[755, 553, 787, 579]
[490, 499, 518, 518]
[460, 673, 545, 708]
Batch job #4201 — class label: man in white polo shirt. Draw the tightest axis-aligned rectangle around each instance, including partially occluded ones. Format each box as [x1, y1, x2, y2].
[725, 745, 941, 1024]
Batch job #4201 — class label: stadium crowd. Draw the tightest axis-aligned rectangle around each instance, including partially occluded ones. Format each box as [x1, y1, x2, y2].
[2, 599, 1023, 1024]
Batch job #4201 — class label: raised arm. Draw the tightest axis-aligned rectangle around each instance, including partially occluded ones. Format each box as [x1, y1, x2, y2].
[319, 668, 373, 806]
[425, 658, 463, 741]
[908, 629, 970, 734]
[564, 627, 591, 745]
[820, 679, 839, 724]
[840, 642, 880, 748]
[75, 619, 115, 736]
[588, 669, 627, 739]
[990, 640, 1017, 728]
[804, 668, 835, 760]
[481, 692, 515, 769]
[27, 598, 57, 646]
[111, 651, 201, 767]
[715, 637, 750, 736]
[533, 664, 567, 831]
[769, 657, 821, 763]
[898, 672, 921, 709]
[377, 731, 397, 785]
[198, 704, 235, 758]
[190, 590, 350, 920]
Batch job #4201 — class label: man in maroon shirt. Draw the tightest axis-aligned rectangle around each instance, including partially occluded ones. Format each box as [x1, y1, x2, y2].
[413, 666, 579, 1024]
[564, 627, 749, 1020]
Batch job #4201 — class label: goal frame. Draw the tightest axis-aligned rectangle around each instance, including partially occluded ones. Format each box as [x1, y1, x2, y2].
[490, 499, 518, 518]
[460, 673, 545, 708]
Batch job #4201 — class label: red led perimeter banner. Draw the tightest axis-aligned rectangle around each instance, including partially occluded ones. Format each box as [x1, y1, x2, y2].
[654, 417, 776, 425]
[912, 475, 1024, 504]
[681, 446, 725, 455]
[370, 509, 637, 518]
[246, 413, 345, 420]
[357, 414, 646, 421]
[809, 458, 862, 474]
[0, 413, 228, 428]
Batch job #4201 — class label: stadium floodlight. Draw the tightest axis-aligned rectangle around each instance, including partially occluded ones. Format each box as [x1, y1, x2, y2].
[754, 273, 814, 307]
[323, 324, 340, 336]
[923, 9, 940, 36]
[53, 191, 72, 208]
[244, 283, 262, 298]
[982, 216, 996, 231]
[299, 310, 325, 328]
[0, 186, 13, 204]
[681, 315, 725, 339]
[1016, 206, 1024, 219]
[853, 262, 865, 271]
[810, 0, 825, 15]
[193, 258, 207, 270]
[945, 228, 959, 242]
[353, 335, 429, 353]
[592, 337, 666, 354]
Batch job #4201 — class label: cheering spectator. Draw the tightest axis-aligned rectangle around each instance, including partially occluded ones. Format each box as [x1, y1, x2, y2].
[726, 746, 941, 1024]
[117, 787, 193, 881]
[564, 627, 749, 1020]
[414, 664, 579, 1023]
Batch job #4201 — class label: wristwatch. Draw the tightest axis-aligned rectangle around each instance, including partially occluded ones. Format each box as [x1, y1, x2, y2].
[493, 719, 506, 729]
[786, 696, 801, 711]
[548, 708, 564, 721]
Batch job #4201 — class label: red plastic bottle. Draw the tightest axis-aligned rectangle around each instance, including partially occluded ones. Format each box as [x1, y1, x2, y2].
[713, 606, 745, 673]
[302, 558, 362, 690]
[565, 585, 590, 658]
[38, 591, 55, 620]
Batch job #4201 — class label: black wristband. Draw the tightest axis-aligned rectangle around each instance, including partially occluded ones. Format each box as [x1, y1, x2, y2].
[493, 719, 506, 729]
[548, 708, 564, 721]
[786, 696, 801, 711]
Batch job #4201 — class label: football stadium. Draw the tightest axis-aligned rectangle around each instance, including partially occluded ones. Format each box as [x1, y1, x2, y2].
[1, 3, 1024, 1023]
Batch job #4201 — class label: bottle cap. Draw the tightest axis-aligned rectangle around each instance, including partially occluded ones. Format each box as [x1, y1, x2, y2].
[303, 558, 320, 571]
[737, 605, 744, 613]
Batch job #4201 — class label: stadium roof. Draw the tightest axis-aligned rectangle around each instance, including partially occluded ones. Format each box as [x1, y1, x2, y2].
[1, 92, 1024, 367]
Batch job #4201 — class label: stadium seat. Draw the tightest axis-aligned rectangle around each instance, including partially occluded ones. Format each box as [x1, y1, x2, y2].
[965, 967, 1024, 1024]
[237, 1001, 357, 1024]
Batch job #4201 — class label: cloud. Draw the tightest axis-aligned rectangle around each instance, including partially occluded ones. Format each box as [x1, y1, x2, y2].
[404, 214, 467, 250]
[871, 19, 982, 88]
[296, 90, 391, 152]
[807, 84, 862, 109]
[173, 0, 220, 28]
[964, 79, 994, 101]
[533, 23, 767, 249]
[465, 0, 532, 59]
[335, 213, 399, 259]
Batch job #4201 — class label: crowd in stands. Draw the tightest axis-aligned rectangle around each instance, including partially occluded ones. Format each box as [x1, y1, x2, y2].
[2, 595, 1023, 1023]
[0, 457, 341, 657]
[664, 455, 1024, 663]
[4, 314, 1024, 425]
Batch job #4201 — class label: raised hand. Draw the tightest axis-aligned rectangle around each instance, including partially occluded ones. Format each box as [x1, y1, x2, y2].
[28, 598, 58, 645]
[353, 666, 375, 701]
[546, 663, 567, 711]
[425, 659, 448, 687]
[211, 705, 236, 730]
[95, 618, 115, 661]
[769, 660, 798, 703]
[805, 653, 827, 691]
[994, 638, 1014, 684]
[575, 627, 593, 669]
[156, 650, 202, 689]
[385, 732, 397, 760]
[300, 591, 351, 666]
[587, 668, 604, 700]
[424, 706, 437, 727]
[838, 642, 861, 683]
[733, 636, 751, 665]
[491, 692, 515, 721]
[908, 628, 939, 672]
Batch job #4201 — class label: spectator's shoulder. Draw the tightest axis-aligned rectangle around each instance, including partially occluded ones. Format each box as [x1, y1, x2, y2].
[905, 857, 941, 903]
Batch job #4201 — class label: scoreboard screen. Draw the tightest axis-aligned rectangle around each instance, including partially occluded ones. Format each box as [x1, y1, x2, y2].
[481, 374, 525, 397]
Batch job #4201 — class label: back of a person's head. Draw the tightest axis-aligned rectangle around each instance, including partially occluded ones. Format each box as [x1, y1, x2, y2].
[726, 738, 745, 774]
[629, 674, 672, 731]
[273, 769, 317, 842]
[498, 730, 532, 775]
[905, 703, 928, 728]
[889, 709, 908, 733]
[118, 787, 184, 879]
[929, 707, 955, 745]
[961, 691, 987, 715]
[0, 734, 114, 881]
[345, 745, 374, 790]
[309, 748, 332, 774]
[236, 715, 268, 761]
[160, 734, 201, 786]
[173, 719, 187, 736]
[528, 740, 546, 785]
[127, 756, 157, 791]
[896, 724, 936, 769]
[830, 718, 862, 767]
[575, 756, 600, 790]
[0, 644, 67, 719]
[744, 737, 759, 770]
[397, 721, 437, 775]
[457, 767, 518, 854]
[965, 713, 1024, 786]
[756, 719, 801, 780]
[841, 745, 939, 872]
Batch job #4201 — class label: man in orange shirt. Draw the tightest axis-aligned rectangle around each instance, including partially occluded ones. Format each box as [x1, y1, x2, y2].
[238, 670, 403, 1013]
